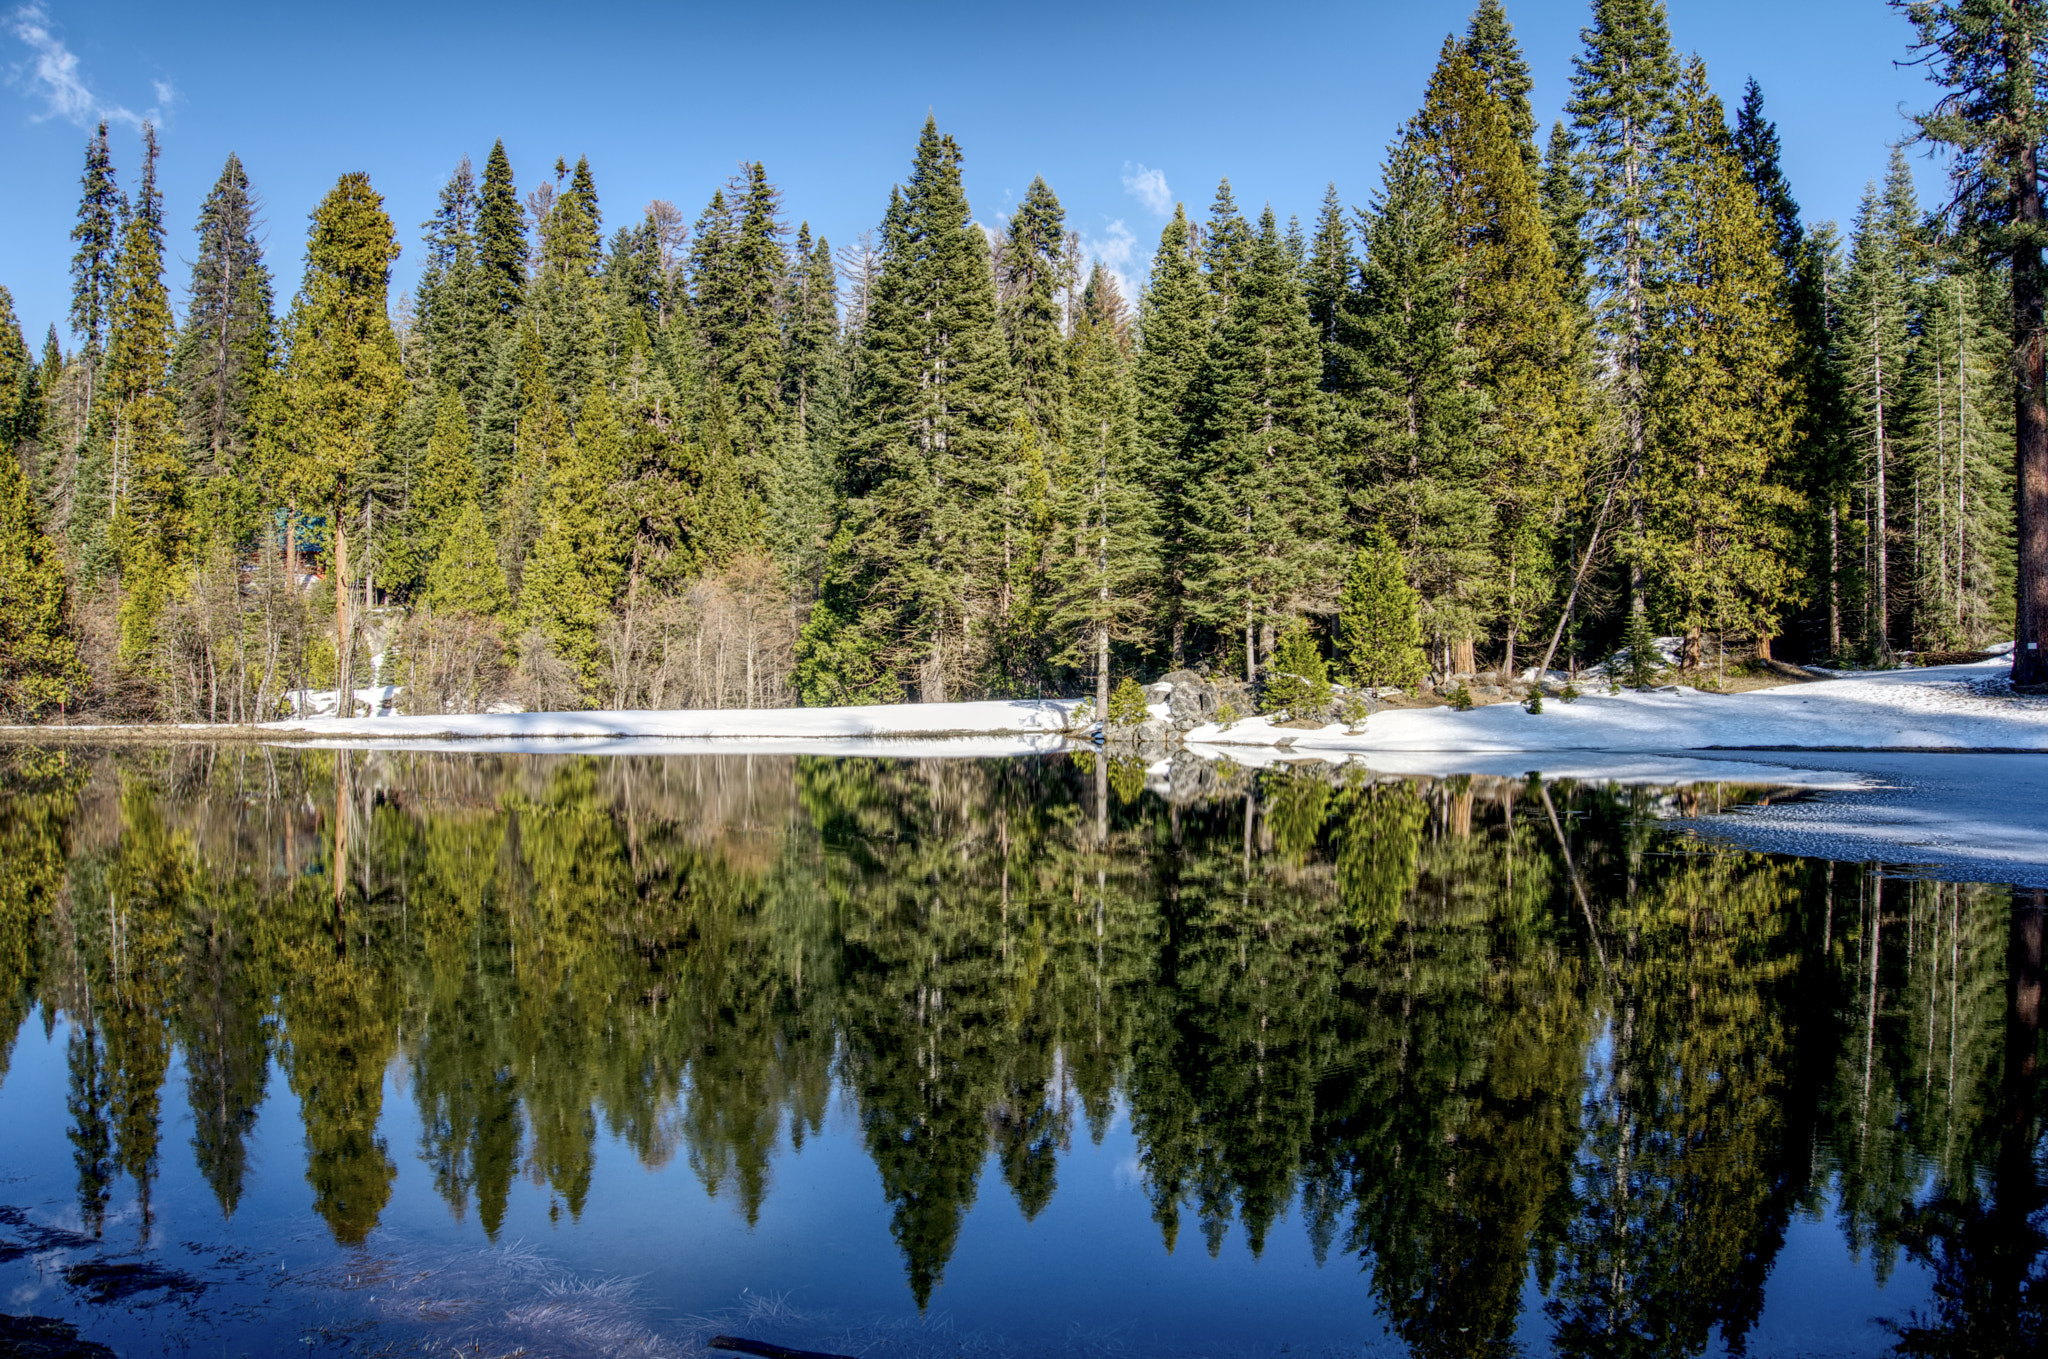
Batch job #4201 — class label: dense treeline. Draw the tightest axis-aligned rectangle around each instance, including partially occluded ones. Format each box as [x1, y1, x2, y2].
[1, 0, 2041, 720]
[1, 745, 2040, 1353]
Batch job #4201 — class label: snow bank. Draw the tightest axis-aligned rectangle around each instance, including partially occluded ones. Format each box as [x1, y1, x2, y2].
[1187, 659, 2048, 754]
[265, 697, 1084, 741]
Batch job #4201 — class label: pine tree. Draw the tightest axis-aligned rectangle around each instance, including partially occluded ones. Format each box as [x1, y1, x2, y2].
[1409, 36, 1586, 674]
[104, 124, 185, 660]
[1900, 249, 2016, 648]
[1338, 528, 1427, 690]
[1335, 145, 1490, 673]
[0, 429, 84, 716]
[1304, 183, 1352, 385]
[425, 498, 508, 616]
[529, 157, 607, 415]
[174, 152, 273, 527]
[69, 121, 121, 423]
[0, 287, 29, 456]
[1133, 204, 1210, 667]
[1642, 60, 1803, 663]
[1203, 180, 1253, 316]
[1898, 0, 2048, 685]
[475, 140, 527, 323]
[1047, 265, 1156, 710]
[1462, 0, 1539, 172]
[518, 380, 626, 696]
[999, 176, 1069, 443]
[1183, 208, 1336, 681]
[797, 118, 1019, 702]
[773, 224, 842, 591]
[1734, 78, 1848, 657]
[1568, 0, 1680, 616]
[1840, 150, 1921, 659]
[720, 163, 788, 504]
[416, 155, 491, 404]
[1261, 619, 1331, 716]
[275, 172, 407, 696]
[386, 389, 474, 596]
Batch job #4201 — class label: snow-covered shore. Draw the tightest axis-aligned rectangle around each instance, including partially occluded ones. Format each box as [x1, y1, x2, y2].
[1187, 659, 2048, 754]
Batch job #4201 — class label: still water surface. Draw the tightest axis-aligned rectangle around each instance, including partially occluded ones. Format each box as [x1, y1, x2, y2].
[0, 745, 2040, 1358]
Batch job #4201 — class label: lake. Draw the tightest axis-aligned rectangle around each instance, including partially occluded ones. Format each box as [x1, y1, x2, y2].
[0, 744, 2039, 1358]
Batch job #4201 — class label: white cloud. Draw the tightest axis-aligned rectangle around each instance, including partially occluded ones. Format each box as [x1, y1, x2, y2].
[6, 4, 164, 129]
[1121, 162, 1171, 216]
[1081, 218, 1141, 311]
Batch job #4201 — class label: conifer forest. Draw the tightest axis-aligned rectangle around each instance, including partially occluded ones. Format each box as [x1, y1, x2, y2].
[4, 0, 2048, 723]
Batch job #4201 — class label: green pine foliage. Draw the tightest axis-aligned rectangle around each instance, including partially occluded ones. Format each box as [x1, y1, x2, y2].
[105, 125, 185, 661]
[1462, 0, 1539, 172]
[1261, 619, 1331, 717]
[1336, 144, 1490, 668]
[1133, 204, 1210, 667]
[426, 499, 509, 617]
[797, 118, 1018, 703]
[1046, 266, 1157, 699]
[475, 140, 527, 323]
[999, 177, 1069, 444]
[69, 121, 121, 415]
[1640, 61, 1803, 657]
[1338, 528, 1427, 690]
[416, 155, 492, 404]
[517, 381, 627, 697]
[1183, 208, 1336, 680]
[0, 429, 85, 716]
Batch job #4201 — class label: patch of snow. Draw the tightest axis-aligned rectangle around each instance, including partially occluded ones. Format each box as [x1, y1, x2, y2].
[1187, 660, 2047, 754]
[284, 684, 402, 718]
[277, 733, 1072, 759]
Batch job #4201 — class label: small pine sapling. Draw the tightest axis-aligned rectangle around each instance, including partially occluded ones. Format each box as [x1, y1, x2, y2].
[1525, 688, 1544, 714]
[1214, 701, 1240, 730]
[1622, 610, 1661, 689]
[1338, 691, 1374, 731]
[1261, 619, 1332, 717]
[1449, 682, 1475, 711]
[1561, 681, 1581, 703]
[1107, 676, 1149, 726]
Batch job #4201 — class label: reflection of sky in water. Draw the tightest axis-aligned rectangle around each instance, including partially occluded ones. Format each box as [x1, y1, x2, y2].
[0, 1019, 1937, 1357]
[0, 750, 2027, 1358]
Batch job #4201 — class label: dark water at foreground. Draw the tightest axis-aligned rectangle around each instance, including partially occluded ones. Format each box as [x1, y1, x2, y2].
[0, 746, 2041, 1359]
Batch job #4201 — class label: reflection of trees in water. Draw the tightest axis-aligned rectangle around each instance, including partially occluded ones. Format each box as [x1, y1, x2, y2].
[0, 747, 2041, 1352]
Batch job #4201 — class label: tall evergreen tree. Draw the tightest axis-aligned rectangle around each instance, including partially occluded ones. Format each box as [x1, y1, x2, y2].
[718, 162, 788, 505]
[1203, 180, 1254, 316]
[1642, 60, 1803, 662]
[1462, 0, 1539, 172]
[999, 176, 1069, 444]
[174, 153, 273, 512]
[773, 223, 843, 591]
[1183, 208, 1336, 680]
[1048, 265, 1155, 709]
[1840, 150, 1922, 659]
[275, 172, 407, 696]
[1410, 37, 1586, 674]
[69, 121, 120, 423]
[1132, 204, 1210, 666]
[1567, 0, 1681, 615]
[0, 422, 83, 716]
[1896, 0, 2048, 686]
[529, 157, 607, 414]
[518, 380, 626, 697]
[416, 155, 491, 404]
[104, 124, 185, 660]
[1336, 145, 1489, 673]
[475, 140, 527, 323]
[1304, 183, 1352, 385]
[796, 118, 1019, 702]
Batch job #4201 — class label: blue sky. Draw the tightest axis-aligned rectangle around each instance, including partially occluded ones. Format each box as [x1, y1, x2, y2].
[3, 0, 1931, 345]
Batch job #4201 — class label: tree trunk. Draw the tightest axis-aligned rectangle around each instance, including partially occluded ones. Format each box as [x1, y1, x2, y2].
[2013, 123, 2048, 686]
[333, 508, 350, 716]
[1874, 317, 1893, 661]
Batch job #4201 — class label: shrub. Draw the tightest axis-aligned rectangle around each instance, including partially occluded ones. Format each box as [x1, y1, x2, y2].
[1215, 701, 1240, 730]
[1449, 682, 1474, 711]
[1525, 688, 1544, 714]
